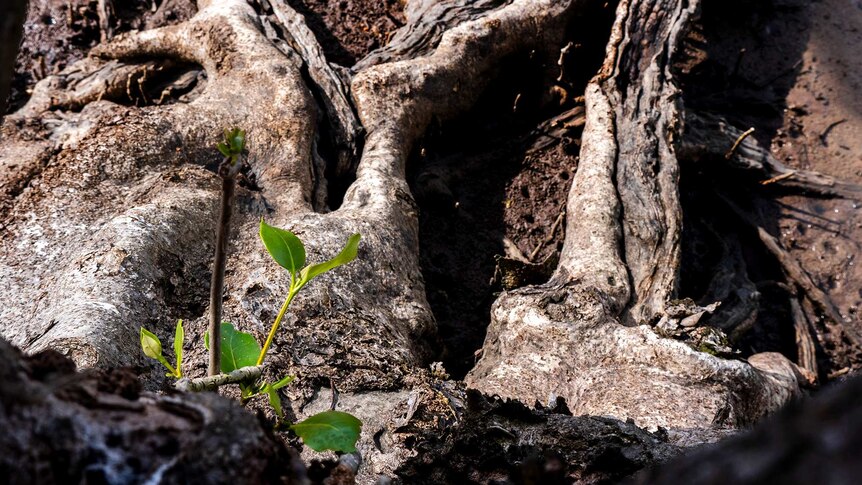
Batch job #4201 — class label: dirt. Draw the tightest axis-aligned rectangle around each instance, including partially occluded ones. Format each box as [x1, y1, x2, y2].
[285, 0, 407, 66]
[771, 0, 862, 377]
[677, 0, 862, 378]
[393, 390, 679, 484]
[396, 2, 613, 378]
[410, 101, 581, 378]
[7, 0, 197, 114]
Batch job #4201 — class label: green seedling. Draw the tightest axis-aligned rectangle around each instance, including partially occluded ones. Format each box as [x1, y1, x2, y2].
[140, 320, 184, 378]
[256, 220, 361, 366]
[216, 127, 246, 164]
[140, 188, 363, 452]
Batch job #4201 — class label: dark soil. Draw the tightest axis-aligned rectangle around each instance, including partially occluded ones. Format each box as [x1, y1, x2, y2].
[394, 390, 679, 484]
[676, 0, 862, 378]
[7, 0, 196, 113]
[285, 0, 407, 66]
[410, 93, 578, 379]
[407, 3, 618, 378]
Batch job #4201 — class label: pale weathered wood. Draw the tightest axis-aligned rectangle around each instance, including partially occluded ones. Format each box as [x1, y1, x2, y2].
[354, 0, 512, 70]
[264, 0, 362, 179]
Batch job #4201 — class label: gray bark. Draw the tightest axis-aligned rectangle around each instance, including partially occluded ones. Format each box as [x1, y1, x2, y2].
[0, 338, 300, 484]
[0, 0, 840, 480]
[466, 0, 802, 435]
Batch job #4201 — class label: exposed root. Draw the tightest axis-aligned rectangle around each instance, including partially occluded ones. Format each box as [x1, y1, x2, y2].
[682, 111, 862, 199]
[467, 0, 803, 433]
[720, 194, 862, 353]
[262, 0, 362, 177]
[1, 0, 841, 478]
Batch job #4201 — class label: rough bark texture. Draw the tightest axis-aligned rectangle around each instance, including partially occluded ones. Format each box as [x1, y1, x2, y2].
[0, 338, 298, 484]
[466, 0, 802, 435]
[1, 0, 847, 481]
[636, 375, 862, 484]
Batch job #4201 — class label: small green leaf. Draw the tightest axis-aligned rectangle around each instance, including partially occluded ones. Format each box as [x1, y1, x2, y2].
[271, 375, 295, 390]
[229, 128, 246, 153]
[265, 384, 283, 418]
[173, 320, 184, 377]
[216, 142, 232, 158]
[291, 411, 362, 453]
[298, 234, 360, 288]
[240, 382, 256, 400]
[140, 327, 163, 360]
[141, 327, 176, 376]
[219, 322, 261, 374]
[260, 219, 306, 276]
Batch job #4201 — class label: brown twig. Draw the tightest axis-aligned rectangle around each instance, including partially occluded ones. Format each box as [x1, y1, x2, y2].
[175, 365, 262, 392]
[719, 194, 862, 351]
[760, 171, 795, 186]
[725, 127, 755, 159]
[790, 297, 818, 384]
[208, 155, 242, 376]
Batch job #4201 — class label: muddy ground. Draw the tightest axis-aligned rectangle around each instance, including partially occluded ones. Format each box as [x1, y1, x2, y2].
[677, 0, 862, 378]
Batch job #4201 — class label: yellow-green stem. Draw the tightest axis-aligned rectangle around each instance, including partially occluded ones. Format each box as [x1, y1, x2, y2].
[159, 357, 178, 377]
[257, 288, 297, 365]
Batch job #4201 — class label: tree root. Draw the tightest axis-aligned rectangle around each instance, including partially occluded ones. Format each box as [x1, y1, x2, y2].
[682, 110, 862, 199]
[467, 0, 803, 434]
[1, 0, 848, 478]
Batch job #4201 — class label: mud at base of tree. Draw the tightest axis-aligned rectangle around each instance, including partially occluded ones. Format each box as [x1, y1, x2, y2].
[285, 0, 407, 66]
[7, 0, 197, 113]
[676, 0, 862, 379]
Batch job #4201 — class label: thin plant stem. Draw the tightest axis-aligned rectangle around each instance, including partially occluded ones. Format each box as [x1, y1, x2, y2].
[160, 358, 178, 377]
[257, 287, 297, 366]
[208, 155, 242, 376]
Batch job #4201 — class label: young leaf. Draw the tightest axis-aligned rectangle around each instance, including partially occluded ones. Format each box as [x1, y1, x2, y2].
[291, 411, 362, 453]
[260, 219, 306, 276]
[271, 375, 295, 390]
[173, 320, 184, 377]
[264, 384, 283, 418]
[228, 128, 246, 153]
[240, 382, 256, 401]
[219, 322, 261, 373]
[141, 327, 176, 376]
[298, 234, 360, 288]
[216, 142, 232, 158]
[140, 327, 163, 361]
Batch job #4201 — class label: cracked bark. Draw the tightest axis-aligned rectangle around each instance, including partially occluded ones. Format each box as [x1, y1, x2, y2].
[466, 0, 803, 434]
[0, 0, 851, 481]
